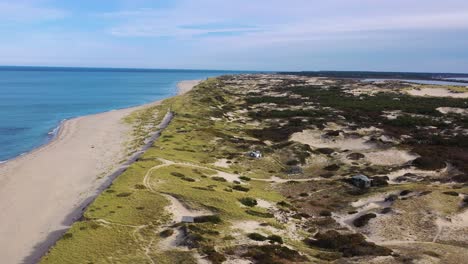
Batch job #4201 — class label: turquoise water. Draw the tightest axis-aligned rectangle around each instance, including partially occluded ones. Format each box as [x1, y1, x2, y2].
[0, 67, 251, 162]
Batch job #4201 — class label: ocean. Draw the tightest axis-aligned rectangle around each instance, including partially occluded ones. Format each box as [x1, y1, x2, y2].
[0, 67, 251, 162]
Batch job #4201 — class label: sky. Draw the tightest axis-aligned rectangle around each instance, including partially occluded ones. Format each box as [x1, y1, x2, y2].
[0, 0, 468, 72]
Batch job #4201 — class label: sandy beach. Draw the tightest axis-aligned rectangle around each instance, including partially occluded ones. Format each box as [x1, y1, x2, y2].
[0, 80, 200, 264]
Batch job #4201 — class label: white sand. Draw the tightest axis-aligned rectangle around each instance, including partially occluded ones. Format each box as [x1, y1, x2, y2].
[214, 158, 231, 168]
[363, 148, 418, 166]
[0, 80, 198, 264]
[407, 88, 468, 98]
[178, 80, 201, 95]
[290, 129, 374, 151]
[436, 107, 468, 115]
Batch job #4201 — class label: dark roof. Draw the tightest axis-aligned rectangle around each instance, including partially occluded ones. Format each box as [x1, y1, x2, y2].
[352, 174, 370, 182]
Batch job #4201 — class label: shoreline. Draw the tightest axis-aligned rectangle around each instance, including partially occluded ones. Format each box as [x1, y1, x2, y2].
[0, 79, 201, 166]
[0, 80, 200, 264]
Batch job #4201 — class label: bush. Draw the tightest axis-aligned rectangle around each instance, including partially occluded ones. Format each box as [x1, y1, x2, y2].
[347, 152, 365, 160]
[319, 210, 332, 217]
[194, 215, 222, 224]
[277, 201, 292, 208]
[203, 247, 226, 264]
[353, 213, 377, 227]
[324, 164, 340, 171]
[306, 230, 392, 257]
[182, 177, 196, 182]
[116, 192, 132, 197]
[370, 176, 389, 187]
[233, 185, 250, 192]
[159, 229, 174, 238]
[212, 176, 227, 182]
[316, 148, 335, 155]
[171, 172, 186, 178]
[267, 235, 283, 244]
[248, 233, 267, 241]
[134, 184, 146, 189]
[239, 197, 258, 207]
[245, 210, 274, 218]
[239, 176, 251, 181]
[412, 156, 446, 170]
[242, 245, 308, 263]
[442, 191, 459, 196]
[62, 233, 73, 239]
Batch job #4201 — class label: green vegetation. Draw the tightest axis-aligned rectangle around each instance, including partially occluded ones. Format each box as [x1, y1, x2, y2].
[42, 75, 468, 263]
[41, 78, 285, 264]
[239, 197, 257, 207]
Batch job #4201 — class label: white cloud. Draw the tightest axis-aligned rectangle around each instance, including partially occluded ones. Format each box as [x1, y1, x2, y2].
[101, 0, 468, 41]
[0, 1, 66, 23]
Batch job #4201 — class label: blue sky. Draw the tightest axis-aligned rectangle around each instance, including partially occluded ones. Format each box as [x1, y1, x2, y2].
[1, 0, 468, 72]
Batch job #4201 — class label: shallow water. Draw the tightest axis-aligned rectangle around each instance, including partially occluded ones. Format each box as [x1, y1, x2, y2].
[0, 67, 251, 161]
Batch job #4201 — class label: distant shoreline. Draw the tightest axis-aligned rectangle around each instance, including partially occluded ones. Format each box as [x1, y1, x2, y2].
[0, 80, 200, 264]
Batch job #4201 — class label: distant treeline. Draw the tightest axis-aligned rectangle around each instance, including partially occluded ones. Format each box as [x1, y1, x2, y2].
[278, 71, 468, 81]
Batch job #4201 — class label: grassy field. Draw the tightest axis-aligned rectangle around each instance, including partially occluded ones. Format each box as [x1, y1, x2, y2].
[41, 79, 301, 264]
[41, 76, 468, 264]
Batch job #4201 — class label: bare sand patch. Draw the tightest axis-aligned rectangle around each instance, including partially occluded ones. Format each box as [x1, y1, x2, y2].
[407, 88, 468, 98]
[177, 80, 201, 95]
[436, 107, 468, 115]
[386, 168, 440, 183]
[162, 194, 210, 223]
[214, 158, 231, 168]
[363, 148, 418, 166]
[256, 199, 274, 209]
[216, 171, 241, 183]
[158, 194, 212, 251]
[290, 129, 374, 151]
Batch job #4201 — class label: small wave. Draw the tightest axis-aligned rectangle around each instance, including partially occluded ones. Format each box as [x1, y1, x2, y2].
[48, 119, 66, 138]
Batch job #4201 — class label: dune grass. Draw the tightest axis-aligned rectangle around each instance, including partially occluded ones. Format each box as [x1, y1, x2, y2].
[41, 78, 289, 263]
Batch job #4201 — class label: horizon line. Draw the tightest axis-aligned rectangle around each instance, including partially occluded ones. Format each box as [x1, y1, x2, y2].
[1, 65, 468, 75]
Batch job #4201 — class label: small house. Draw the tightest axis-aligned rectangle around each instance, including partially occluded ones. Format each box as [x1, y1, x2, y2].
[249, 150, 262, 159]
[181, 216, 194, 223]
[351, 174, 371, 188]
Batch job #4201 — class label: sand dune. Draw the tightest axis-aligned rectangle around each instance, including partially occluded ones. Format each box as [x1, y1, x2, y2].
[0, 80, 199, 264]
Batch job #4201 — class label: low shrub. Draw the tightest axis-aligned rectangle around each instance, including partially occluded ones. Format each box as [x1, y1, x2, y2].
[242, 245, 308, 263]
[171, 172, 186, 178]
[319, 210, 332, 217]
[267, 235, 283, 244]
[239, 176, 251, 181]
[306, 230, 392, 257]
[194, 215, 222, 224]
[412, 156, 446, 170]
[212, 176, 227, 182]
[116, 192, 132, 197]
[159, 229, 174, 238]
[245, 210, 274, 218]
[353, 213, 377, 227]
[239, 197, 258, 207]
[316, 148, 335, 155]
[442, 191, 459, 196]
[182, 177, 196, 182]
[134, 184, 146, 189]
[233, 185, 250, 192]
[248, 233, 267, 241]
